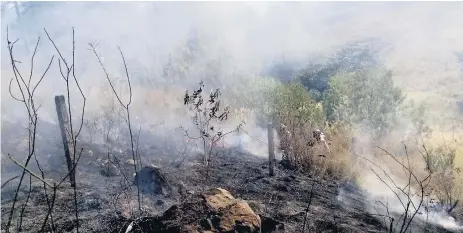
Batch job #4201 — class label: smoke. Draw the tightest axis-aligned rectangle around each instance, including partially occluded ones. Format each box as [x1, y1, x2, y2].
[2, 2, 463, 228]
[344, 124, 463, 231]
[3, 2, 463, 124]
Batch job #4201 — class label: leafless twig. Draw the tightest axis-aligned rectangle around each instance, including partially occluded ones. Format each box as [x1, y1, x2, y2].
[5, 27, 54, 232]
[89, 43, 142, 212]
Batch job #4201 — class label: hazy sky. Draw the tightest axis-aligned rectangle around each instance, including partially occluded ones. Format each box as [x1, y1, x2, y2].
[2, 1, 463, 123]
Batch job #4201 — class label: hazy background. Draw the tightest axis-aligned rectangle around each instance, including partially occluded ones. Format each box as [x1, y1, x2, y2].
[2, 2, 463, 126]
[2, 1, 463, 230]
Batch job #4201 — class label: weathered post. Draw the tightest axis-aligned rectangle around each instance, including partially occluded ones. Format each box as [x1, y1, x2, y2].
[55, 95, 76, 187]
[268, 123, 275, 176]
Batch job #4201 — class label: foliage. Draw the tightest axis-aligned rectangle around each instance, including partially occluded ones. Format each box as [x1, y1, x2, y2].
[423, 144, 462, 213]
[231, 75, 325, 127]
[407, 101, 432, 138]
[322, 68, 405, 137]
[296, 39, 382, 101]
[269, 82, 327, 169]
[271, 82, 325, 128]
[296, 63, 333, 101]
[183, 81, 242, 165]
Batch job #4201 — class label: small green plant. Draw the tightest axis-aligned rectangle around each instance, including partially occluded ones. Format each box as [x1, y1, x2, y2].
[183, 81, 242, 166]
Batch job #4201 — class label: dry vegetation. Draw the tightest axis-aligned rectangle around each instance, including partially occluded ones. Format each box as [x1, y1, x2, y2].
[2, 3, 463, 232]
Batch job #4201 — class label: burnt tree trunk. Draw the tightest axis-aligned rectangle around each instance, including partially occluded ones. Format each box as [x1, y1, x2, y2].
[55, 95, 76, 187]
[268, 123, 275, 176]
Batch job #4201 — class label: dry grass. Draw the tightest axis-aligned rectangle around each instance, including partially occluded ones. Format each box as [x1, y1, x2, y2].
[389, 71, 463, 207]
[320, 124, 358, 181]
[277, 119, 357, 181]
[426, 131, 463, 168]
[374, 130, 463, 212]
[424, 132, 463, 207]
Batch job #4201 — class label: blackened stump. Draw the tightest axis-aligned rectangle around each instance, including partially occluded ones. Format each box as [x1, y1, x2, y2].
[268, 123, 275, 176]
[134, 166, 169, 195]
[55, 95, 76, 187]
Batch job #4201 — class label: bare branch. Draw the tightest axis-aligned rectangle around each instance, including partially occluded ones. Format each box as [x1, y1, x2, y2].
[89, 43, 126, 107]
[57, 59, 68, 81]
[91, 42, 141, 212]
[118, 46, 132, 106]
[1, 175, 20, 189]
[377, 146, 421, 185]
[32, 55, 54, 97]
[180, 126, 202, 140]
[44, 28, 69, 69]
[9, 78, 25, 102]
[57, 148, 84, 187]
[72, 27, 87, 139]
[28, 37, 41, 89]
[7, 154, 53, 188]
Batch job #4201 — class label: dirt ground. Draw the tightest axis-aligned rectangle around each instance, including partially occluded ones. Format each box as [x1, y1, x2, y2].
[1, 120, 462, 232]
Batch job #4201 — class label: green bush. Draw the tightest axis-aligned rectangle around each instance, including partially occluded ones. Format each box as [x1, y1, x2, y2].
[271, 82, 325, 128]
[234, 76, 325, 128]
[225, 75, 281, 125]
[322, 69, 405, 137]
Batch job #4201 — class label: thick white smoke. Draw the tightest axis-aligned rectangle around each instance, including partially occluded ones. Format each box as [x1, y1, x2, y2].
[2, 2, 463, 230]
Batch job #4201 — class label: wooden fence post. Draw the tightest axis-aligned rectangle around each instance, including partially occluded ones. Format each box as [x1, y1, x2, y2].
[268, 123, 275, 176]
[55, 95, 76, 187]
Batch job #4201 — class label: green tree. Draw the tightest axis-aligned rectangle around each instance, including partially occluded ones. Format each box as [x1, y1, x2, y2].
[233, 76, 325, 128]
[323, 69, 405, 136]
[296, 39, 382, 102]
[272, 82, 325, 127]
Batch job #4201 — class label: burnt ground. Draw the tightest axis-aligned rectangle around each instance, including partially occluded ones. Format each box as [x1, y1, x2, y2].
[1, 120, 462, 232]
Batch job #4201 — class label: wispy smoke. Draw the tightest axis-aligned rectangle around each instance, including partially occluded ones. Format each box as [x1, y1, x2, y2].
[3, 2, 463, 125]
[345, 125, 463, 231]
[2, 2, 463, 229]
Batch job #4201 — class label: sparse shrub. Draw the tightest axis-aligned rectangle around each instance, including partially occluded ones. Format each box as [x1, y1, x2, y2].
[401, 101, 462, 214]
[424, 144, 461, 214]
[183, 81, 242, 165]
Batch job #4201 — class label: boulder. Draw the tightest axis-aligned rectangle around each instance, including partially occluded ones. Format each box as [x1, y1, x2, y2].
[203, 188, 235, 210]
[180, 188, 261, 232]
[124, 188, 264, 233]
[217, 199, 261, 232]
